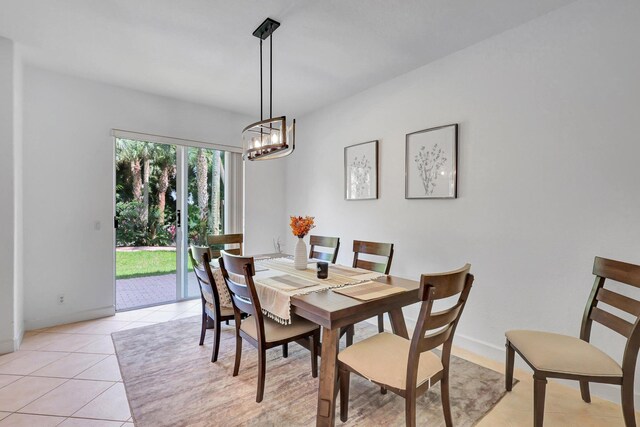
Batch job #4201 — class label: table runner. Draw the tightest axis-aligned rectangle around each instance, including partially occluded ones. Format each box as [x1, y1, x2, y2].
[333, 281, 406, 301]
[253, 257, 385, 324]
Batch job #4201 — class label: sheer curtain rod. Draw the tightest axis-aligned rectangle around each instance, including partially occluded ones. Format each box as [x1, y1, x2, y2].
[111, 129, 243, 154]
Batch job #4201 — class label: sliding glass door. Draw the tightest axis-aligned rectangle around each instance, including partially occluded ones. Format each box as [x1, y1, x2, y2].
[114, 134, 242, 311]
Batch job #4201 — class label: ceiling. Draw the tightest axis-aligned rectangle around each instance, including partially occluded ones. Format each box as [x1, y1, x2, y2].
[0, 0, 575, 117]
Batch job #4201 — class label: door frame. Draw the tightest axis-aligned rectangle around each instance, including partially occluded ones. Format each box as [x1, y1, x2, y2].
[111, 129, 243, 311]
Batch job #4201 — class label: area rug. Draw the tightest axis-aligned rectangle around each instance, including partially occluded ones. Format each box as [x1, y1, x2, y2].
[112, 317, 514, 427]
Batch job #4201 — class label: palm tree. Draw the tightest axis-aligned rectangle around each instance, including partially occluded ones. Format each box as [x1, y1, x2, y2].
[208, 150, 222, 235]
[153, 144, 176, 227]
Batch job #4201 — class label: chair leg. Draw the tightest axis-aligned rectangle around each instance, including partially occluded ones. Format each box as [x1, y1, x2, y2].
[211, 319, 221, 363]
[256, 349, 266, 403]
[225, 319, 229, 325]
[579, 380, 591, 403]
[310, 331, 319, 378]
[282, 343, 288, 358]
[405, 388, 417, 427]
[380, 386, 387, 395]
[505, 340, 514, 392]
[339, 366, 350, 422]
[232, 336, 242, 377]
[441, 370, 453, 427]
[199, 313, 207, 346]
[346, 325, 354, 347]
[533, 376, 547, 427]
[377, 313, 384, 333]
[621, 378, 636, 427]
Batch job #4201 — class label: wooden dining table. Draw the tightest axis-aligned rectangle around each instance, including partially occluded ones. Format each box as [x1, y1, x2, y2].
[284, 268, 421, 426]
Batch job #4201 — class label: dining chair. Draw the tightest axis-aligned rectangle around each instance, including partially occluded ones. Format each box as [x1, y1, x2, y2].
[219, 250, 321, 403]
[188, 245, 211, 268]
[190, 249, 236, 363]
[342, 240, 395, 346]
[505, 256, 640, 427]
[338, 264, 474, 427]
[207, 233, 243, 258]
[308, 235, 340, 264]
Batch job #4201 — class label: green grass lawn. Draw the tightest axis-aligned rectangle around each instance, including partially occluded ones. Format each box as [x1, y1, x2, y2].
[116, 250, 193, 280]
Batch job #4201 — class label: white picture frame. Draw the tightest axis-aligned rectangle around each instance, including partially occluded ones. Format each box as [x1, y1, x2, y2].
[344, 140, 378, 201]
[405, 124, 458, 199]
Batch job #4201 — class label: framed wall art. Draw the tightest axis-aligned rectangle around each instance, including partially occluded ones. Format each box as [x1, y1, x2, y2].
[405, 124, 458, 199]
[344, 140, 378, 201]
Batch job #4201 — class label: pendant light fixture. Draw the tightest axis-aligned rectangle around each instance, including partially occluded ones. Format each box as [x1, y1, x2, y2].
[242, 18, 295, 161]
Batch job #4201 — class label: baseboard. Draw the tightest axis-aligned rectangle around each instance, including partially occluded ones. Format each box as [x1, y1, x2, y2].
[24, 305, 116, 331]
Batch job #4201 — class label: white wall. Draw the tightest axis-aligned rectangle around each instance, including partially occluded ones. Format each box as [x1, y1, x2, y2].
[0, 37, 16, 353]
[13, 43, 23, 346]
[22, 65, 285, 330]
[284, 0, 640, 403]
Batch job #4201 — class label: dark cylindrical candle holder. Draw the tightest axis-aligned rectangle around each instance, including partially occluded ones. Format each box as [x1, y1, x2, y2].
[317, 261, 329, 279]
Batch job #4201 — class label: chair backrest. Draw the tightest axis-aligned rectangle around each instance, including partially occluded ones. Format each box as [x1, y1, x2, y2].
[189, 245, 212, 268]
[218, 251, 266, 342]
[407, 264, 474, 390]
[207, 233, 243, 258]
[352, 240, 394, 274]
[309, 235, 340, 264]
[580, 257, 640, 374]
[190, 250, 222, 315]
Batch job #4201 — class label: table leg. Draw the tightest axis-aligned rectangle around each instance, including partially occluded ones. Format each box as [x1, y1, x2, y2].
[388, 307, 409, 339]
[316, 326, 340, 427]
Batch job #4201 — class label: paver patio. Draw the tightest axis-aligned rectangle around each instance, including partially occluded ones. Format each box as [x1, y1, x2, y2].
[116, 272, 200, 311]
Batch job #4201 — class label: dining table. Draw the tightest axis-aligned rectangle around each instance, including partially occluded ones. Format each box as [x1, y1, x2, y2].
[251, 254, 422, 427]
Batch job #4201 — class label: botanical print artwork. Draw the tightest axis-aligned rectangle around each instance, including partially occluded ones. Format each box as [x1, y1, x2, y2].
[405, 124, 457, 199]
[345, 140, 378, 200]
[414, 144, 447, 195]
[349, 155, 372, 198]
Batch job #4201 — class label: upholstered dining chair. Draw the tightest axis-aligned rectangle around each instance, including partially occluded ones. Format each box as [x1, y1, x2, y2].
[219, 250, 321, 403]
[338, 264, 474, 427]
[505, 256, 640, 427]
[189, 248, 235, 363]
[308, 235, 340, 264]
[342, 240, 395, 346]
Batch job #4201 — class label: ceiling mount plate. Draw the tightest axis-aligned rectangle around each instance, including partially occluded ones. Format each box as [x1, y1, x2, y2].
[252, 18, 280, 40]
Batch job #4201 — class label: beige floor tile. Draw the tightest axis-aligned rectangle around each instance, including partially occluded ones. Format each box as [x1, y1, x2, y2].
[19, 379, 114, 417]
[0, 413, 8, 421]
[135, 311, 179, 322]
[114, 322, 157, 332]
[72, 383, 131, 421]
[74, 336, 115, 355]
[0, 376, 66, 412]
[31, 353, 108, 379]
[75, 356, 121, 382]
[59, 418, 124, 426]
[0, 375, 22, 389]
[0, 352, 29, 368]
[171, 312, 198, 320]
[43, 320, 106, 334]
[154, 302, 193, 313]
[69, 321, 132, 335]
[0, 351, 69, 375]
[122, 423, 134, 426]
[111, 310, 154, 322]
[0, 413, 65, 426]
[39, 334, 104, 353]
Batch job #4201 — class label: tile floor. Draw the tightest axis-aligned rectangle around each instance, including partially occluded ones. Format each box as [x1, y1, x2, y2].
[0, 298, 637, 426]
[0, 299, 201, 426]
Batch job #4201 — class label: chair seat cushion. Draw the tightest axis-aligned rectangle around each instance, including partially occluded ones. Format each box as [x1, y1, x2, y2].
[240, 315, 319, 343]
[506, 330, 622, 377]
[337, 332, 443, 390]
[205, 302, 234, 318]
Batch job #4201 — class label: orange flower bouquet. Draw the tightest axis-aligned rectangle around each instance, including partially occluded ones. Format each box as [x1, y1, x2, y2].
[290, 216, 315, 238]
[290, 216, 315, 269]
